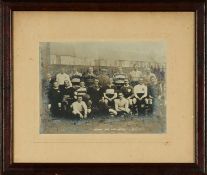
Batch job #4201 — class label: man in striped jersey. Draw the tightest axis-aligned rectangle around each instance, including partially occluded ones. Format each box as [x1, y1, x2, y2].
[84, 67, 97, 87]
[113, 67, 128, 90]
[74, 81, 92, 114]
[70, 68, 82, 89]
[74, 81, 87, 98]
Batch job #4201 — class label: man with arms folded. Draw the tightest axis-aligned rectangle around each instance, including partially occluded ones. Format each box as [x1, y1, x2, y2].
[102, 78, 117, 107]
[99, 78, 117, 116]
[60, 80, 76, 115]
[133, 77, 148, 116]
[120, 79, 136, 113]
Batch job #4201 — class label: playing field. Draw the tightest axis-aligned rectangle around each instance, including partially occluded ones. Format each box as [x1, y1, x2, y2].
[40, 106, 166, 134]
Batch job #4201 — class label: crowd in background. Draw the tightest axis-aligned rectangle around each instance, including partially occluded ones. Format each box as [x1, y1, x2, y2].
[42, 64, 166, 119]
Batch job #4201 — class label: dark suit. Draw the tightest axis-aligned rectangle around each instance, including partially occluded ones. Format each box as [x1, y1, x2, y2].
[48, 88, 62, 117]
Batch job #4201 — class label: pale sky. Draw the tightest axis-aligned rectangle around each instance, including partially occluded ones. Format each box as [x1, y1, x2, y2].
[47, 41, 166, 63]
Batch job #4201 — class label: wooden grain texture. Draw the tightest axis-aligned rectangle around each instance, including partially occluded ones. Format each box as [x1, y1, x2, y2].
[0, 3, 2, 175]
[0, 0, 206, 175]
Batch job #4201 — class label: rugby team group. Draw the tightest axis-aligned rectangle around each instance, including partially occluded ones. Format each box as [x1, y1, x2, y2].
[43, 64, 166, 119]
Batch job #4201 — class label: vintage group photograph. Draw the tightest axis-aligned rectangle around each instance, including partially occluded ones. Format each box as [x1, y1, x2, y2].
[40, 42, 166, 134]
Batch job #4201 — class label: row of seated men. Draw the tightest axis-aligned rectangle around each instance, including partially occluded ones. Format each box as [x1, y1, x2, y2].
[47, 76, 163, 119]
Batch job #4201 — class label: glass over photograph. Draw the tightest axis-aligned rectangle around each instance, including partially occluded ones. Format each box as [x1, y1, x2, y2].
[40, 42, 166, 134]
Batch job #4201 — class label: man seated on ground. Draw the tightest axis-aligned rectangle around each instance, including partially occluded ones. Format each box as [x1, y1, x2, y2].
[109, 92, 131, 116]
[133, 77, 148, 115]
[71, 95, 90, 119]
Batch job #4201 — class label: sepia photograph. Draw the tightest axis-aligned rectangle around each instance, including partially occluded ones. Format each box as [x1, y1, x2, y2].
[40, 42, 166, 134]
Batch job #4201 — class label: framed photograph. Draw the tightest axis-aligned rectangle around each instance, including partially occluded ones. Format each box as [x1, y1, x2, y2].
[1, 0, 206, 174]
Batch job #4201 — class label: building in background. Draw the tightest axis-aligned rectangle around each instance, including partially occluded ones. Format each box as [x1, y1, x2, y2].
[40, 42, 166, 77]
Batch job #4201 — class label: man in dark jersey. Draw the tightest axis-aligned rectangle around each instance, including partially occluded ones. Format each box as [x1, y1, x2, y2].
[43, 73, 55, 93]
[120, 79, 135, 113]
[88, 79, 103, 110]
[160, 65, 166, 82]
[60, 80, 76, 115]
[120, 79, 134, 100]
[84, 67, 97, 87]
[148, 76, 162, 116]
[42, 73, 56, 107]
[99, 78, 117, 116]
[48, 81, 62, 118]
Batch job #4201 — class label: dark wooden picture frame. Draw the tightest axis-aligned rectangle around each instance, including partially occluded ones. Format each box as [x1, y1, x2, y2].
[1, 0, 206, 174]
